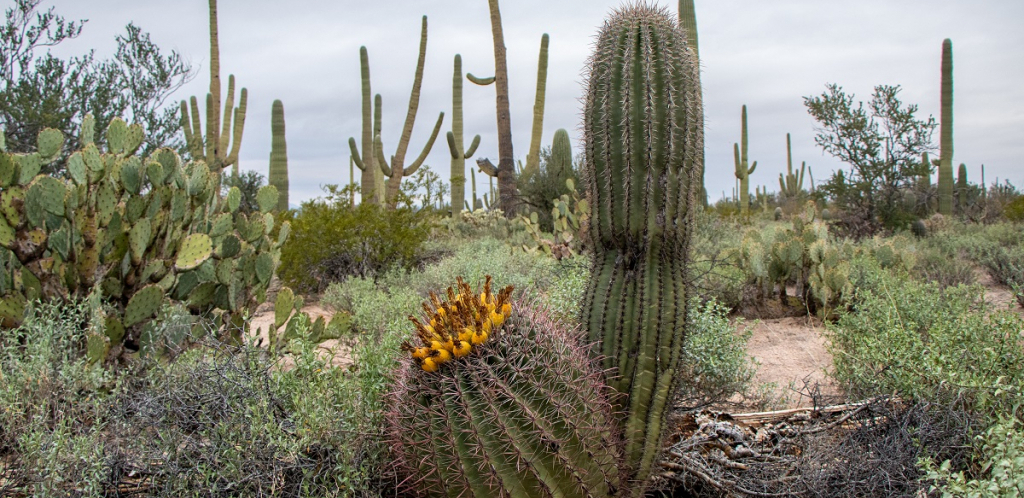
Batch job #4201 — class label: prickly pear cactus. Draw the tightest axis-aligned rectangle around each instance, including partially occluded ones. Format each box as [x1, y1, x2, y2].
[388, 276, 621, 498]
[0, 117, 291, 359]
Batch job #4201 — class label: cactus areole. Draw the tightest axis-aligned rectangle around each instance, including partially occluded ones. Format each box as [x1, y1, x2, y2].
[580, 3, 703, 493]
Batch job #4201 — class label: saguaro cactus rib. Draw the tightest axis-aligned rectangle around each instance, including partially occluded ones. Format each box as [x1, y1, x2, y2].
[580, 4, 703, 494]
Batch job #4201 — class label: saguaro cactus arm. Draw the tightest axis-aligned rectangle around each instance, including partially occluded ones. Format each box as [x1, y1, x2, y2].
[523, 33, 549, 175]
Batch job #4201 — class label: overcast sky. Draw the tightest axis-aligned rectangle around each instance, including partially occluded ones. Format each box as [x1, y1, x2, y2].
[43, 0, 1024, 205]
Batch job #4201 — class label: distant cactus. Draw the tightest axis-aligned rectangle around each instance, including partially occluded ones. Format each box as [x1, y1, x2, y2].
[774, 206, 783, 221]
[447, 54, 482, 214]
[779, 133, 805, 199]
[911, 219, 928, 238]
[956, 163, 968, 210]
[347, 47, 383, 205]
[549, 128, 572, 175]
[523, 33, 549, 176]
[368, 16, 446, 209]
[580, 4, 702, 492]
[734, 105, 756, 216]
[919, 151, 932, 189]
[938, 38, 954, 216]
[268, 100, 288, 212]
[179, 0, 247, 178]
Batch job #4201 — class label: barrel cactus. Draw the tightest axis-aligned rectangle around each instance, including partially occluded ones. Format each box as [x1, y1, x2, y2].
[387, 277, 620, 497]
[580, 3, 703, 491]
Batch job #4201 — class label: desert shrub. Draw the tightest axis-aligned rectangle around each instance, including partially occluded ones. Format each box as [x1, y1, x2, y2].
[913, 238, 976, 288]
[1002, 195, 1024, 222]
[922, 412, 1024, 497]
[0, 301, 113, 496]
[279, 198, 430, 293]
[543, 255, 590, 324]
[691, 210, 745, 310]
[677, 299, 758, 410]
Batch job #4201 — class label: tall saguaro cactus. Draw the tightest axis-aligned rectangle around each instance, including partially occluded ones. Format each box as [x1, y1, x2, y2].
[779, 133, 806, 199]
[468, 0, 518, 215]
[180, 0, 247, 176]
[370, 16, 445, 209]
[733, 105, 756, 215]
[523, 33, 549, 176]
[938, 38, 954, 216]
[580, 4, 703, 493]
[678, 0, 705, 206]
[348, 47, 383, 205]
[447, 54, 481, 214]
[268, 100, 288, 212]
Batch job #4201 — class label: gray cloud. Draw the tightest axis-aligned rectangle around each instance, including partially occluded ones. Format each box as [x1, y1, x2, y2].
[45, 0, 1024, 204]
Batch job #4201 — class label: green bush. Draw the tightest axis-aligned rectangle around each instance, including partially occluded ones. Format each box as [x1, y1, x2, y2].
[516, 146, 579, 231]
[1002, 195, 1024, 222]
[279, 198, 430, 293]
[923, 413, 1024, 497]
[678, 299, 758, 410]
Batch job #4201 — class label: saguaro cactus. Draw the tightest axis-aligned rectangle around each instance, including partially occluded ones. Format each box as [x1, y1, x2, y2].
[550, 128, 572, 175]
[957, 162, 968, 210]
[523, 33, 550, 176]
[447, 54, 481, 214]
[938, 38, 954, 216]
[371, 16, 445, 209]
[268, 100, 288, 212]
[179, 0, 247, 176]
[580, 4, 703, 493]
[733, 105, 756, 215]
[779, 133, 805, 199]
[347, 47, 382, 205]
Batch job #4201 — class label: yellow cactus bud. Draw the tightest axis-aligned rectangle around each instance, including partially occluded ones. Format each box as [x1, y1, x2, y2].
[491, 312, 505, 327]
[425, 324, 435, 335]
[459, 327, 474, 342]
[421, 357, 438, 372]
[412, 347, 430, 359]
[430, 340, 444, 351]
[435, 349, 452, 363]
[481, 320, 492, 333]
[501, 303, 511, 316]
[471, 331, 488, 345]
[443, 338, 455, 352]
[453, 341, 472, 358]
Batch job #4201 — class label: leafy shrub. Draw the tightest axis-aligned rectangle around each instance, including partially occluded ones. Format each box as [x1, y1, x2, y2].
[279, 198, 430, 293]
[999, 192, 1024, 222]
[678, 299, 758, 410]
[913, 244, 976, 288]
[516, 146, 579, 231]
[923, 413, 1024, 497]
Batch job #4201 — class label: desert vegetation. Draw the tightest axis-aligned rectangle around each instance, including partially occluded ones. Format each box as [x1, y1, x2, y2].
[0, 0, 1022, 496]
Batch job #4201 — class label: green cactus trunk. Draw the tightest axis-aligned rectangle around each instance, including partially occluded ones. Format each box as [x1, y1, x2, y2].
[550, 129, 572, 176]
[447, 54, 481, 215]
[580, 5, 702, 493]
[938, 38, 954, 216]
[957, 162, 968, 211]
[388, 298, 620, 498]
[523, 34, 549, 176]
[347, 47, 382, 205]
[268, 100, 288, 212]
[678, 0, 704, 210]
[919, 151, 932, 190]
[734, 105, 756, 216]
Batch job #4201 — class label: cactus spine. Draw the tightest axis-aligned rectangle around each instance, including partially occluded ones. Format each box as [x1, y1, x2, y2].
[447, 54, 482, 214]
[733, 105, 756, 216]
[523, 34, 550, 176]
[938, 38, 954, 215]
[179, 0, 247, 176]
[371, 16, 445, 210]
[581, 4, 702, 492]
[268, 100, 288, 212]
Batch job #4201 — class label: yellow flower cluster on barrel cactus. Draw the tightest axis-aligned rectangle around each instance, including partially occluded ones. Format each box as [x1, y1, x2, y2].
[402, 275, 513, 372]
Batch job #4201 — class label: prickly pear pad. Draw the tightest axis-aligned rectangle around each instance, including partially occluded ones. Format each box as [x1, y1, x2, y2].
[401, 275, 513, 372]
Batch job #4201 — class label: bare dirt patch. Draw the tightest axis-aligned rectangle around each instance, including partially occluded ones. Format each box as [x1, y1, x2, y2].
[247, 302, 354, 369]
[740, 315, 837, 407]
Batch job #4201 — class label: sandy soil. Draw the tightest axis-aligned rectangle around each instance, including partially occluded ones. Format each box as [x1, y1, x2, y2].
[247, 302, 353, 369]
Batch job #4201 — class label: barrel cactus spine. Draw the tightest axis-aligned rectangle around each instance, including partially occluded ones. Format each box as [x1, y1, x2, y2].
[447, 54, 482, 214]
[580, 4, 703, 492]
[388, 277, 621, 497]
[733, 105, 756, 216]
[268, 99, 289, 212]
[937, 38, 954, 215]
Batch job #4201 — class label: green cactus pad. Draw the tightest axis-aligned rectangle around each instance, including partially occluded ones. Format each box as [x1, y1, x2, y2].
[208, 213, 231, 238]
[155, 149, 178, 181]
[226, 186, 242, 212]
[145, 160, 166, 186]
[256, 185, 279, 213]
[0, 292, 27, 327]
[243, 216, 265, 242]
[194, 259, 216, 283]
[125, 124, 144, 155]
[275, 221, 291, 249]
[120, 156, 143, 194]
[170, 190, 188, 222]
[123, 284, 164, 328]
[173, 271, 200, 300]
[83, 143, 103, 173]
[106, 118, 128, 154]
[37, 128, 64, 160]
[48, 224, 71, 260]
[188, 282, 217, 309]
[215, 234, 240, 259]
[80, 114, 95, 146]
[125, 196, 146, 224]
[16, 153, 41, 185]
[0, 153, 15, 187]
[95, 183, 118, 226]
[0, 216, 14, 249]
[29, 175, 66, 216]
[255, 252, 274, 285]
[274, 287, 295, 329]
[176, 233, 214, 270]
[66, 152, 87, 185]
[187, 162, 210, 197]
[86, 332, 110, 364]
[104, 314, 126, 344]
[129, 218, 153, 264]
[216, 259, 235, 285]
